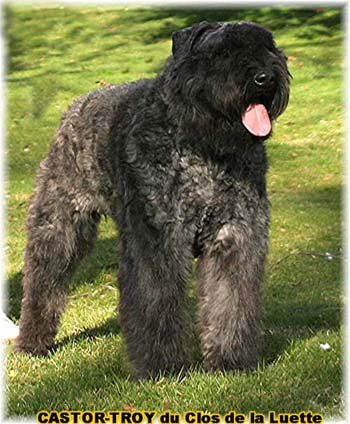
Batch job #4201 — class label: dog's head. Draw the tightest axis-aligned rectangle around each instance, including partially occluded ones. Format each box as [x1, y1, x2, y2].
[166, 21, 290, 137]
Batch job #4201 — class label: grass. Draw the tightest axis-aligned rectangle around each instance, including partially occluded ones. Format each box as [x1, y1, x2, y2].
[4, 5, 344, 421]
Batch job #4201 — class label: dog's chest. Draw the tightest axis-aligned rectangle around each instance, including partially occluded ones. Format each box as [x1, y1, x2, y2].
[173, 145, 266, 223]
[121, 123, 267, 239]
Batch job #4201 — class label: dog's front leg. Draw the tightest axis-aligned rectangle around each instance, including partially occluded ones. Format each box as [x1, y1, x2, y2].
[117, 230, 193, 378]
[198, 220, 268, 372]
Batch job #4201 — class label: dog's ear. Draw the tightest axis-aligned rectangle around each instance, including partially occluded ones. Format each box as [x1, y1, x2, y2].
[172, 27, 193, 56]
[172, 21, 212, 57]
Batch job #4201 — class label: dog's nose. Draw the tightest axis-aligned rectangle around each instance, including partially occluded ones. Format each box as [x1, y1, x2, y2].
[254, 72, 275, 88]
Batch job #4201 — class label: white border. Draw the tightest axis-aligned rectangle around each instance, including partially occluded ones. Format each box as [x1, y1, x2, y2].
[1, 1, 349, 424]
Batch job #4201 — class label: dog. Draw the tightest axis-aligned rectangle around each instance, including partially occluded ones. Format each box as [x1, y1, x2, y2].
[15, 21, 290, 378]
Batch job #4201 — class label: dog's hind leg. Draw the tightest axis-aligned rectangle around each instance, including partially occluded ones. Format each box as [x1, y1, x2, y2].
[197, 220, 268, 371]
[15, 167, 101, 356]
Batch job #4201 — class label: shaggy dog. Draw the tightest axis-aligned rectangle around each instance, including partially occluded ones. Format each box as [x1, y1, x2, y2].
[15, 21, 290, 378]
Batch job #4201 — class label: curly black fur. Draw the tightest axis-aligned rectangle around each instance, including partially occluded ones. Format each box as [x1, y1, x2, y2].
[15, 21, 290, 378]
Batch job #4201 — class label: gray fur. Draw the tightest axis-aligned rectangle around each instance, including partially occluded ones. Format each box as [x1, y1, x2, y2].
[15, 21, 290, 378]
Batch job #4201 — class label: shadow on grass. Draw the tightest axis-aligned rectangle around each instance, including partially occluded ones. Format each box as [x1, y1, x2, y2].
[262, 297, 341, 365]
[111, 7, 341, 43]
[6, 6, 342, 76]
[116, 7, 340, 31]
[57, 315, 121, 349]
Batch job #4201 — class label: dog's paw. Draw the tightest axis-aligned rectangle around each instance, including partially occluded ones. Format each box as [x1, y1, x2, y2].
[14, 337, 55, 357]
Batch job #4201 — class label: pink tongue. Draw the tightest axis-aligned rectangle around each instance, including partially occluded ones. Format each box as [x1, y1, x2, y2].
[242, 104, 271, 137]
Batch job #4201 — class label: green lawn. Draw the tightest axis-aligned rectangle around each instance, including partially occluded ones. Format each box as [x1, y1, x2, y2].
[5, 5, 344, 421]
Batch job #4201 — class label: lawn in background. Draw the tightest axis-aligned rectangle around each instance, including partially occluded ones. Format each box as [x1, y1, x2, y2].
[5, 6, 344, 420]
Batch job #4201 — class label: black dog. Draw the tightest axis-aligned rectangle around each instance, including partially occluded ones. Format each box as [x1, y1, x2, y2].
[15, 21, 290, 378]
